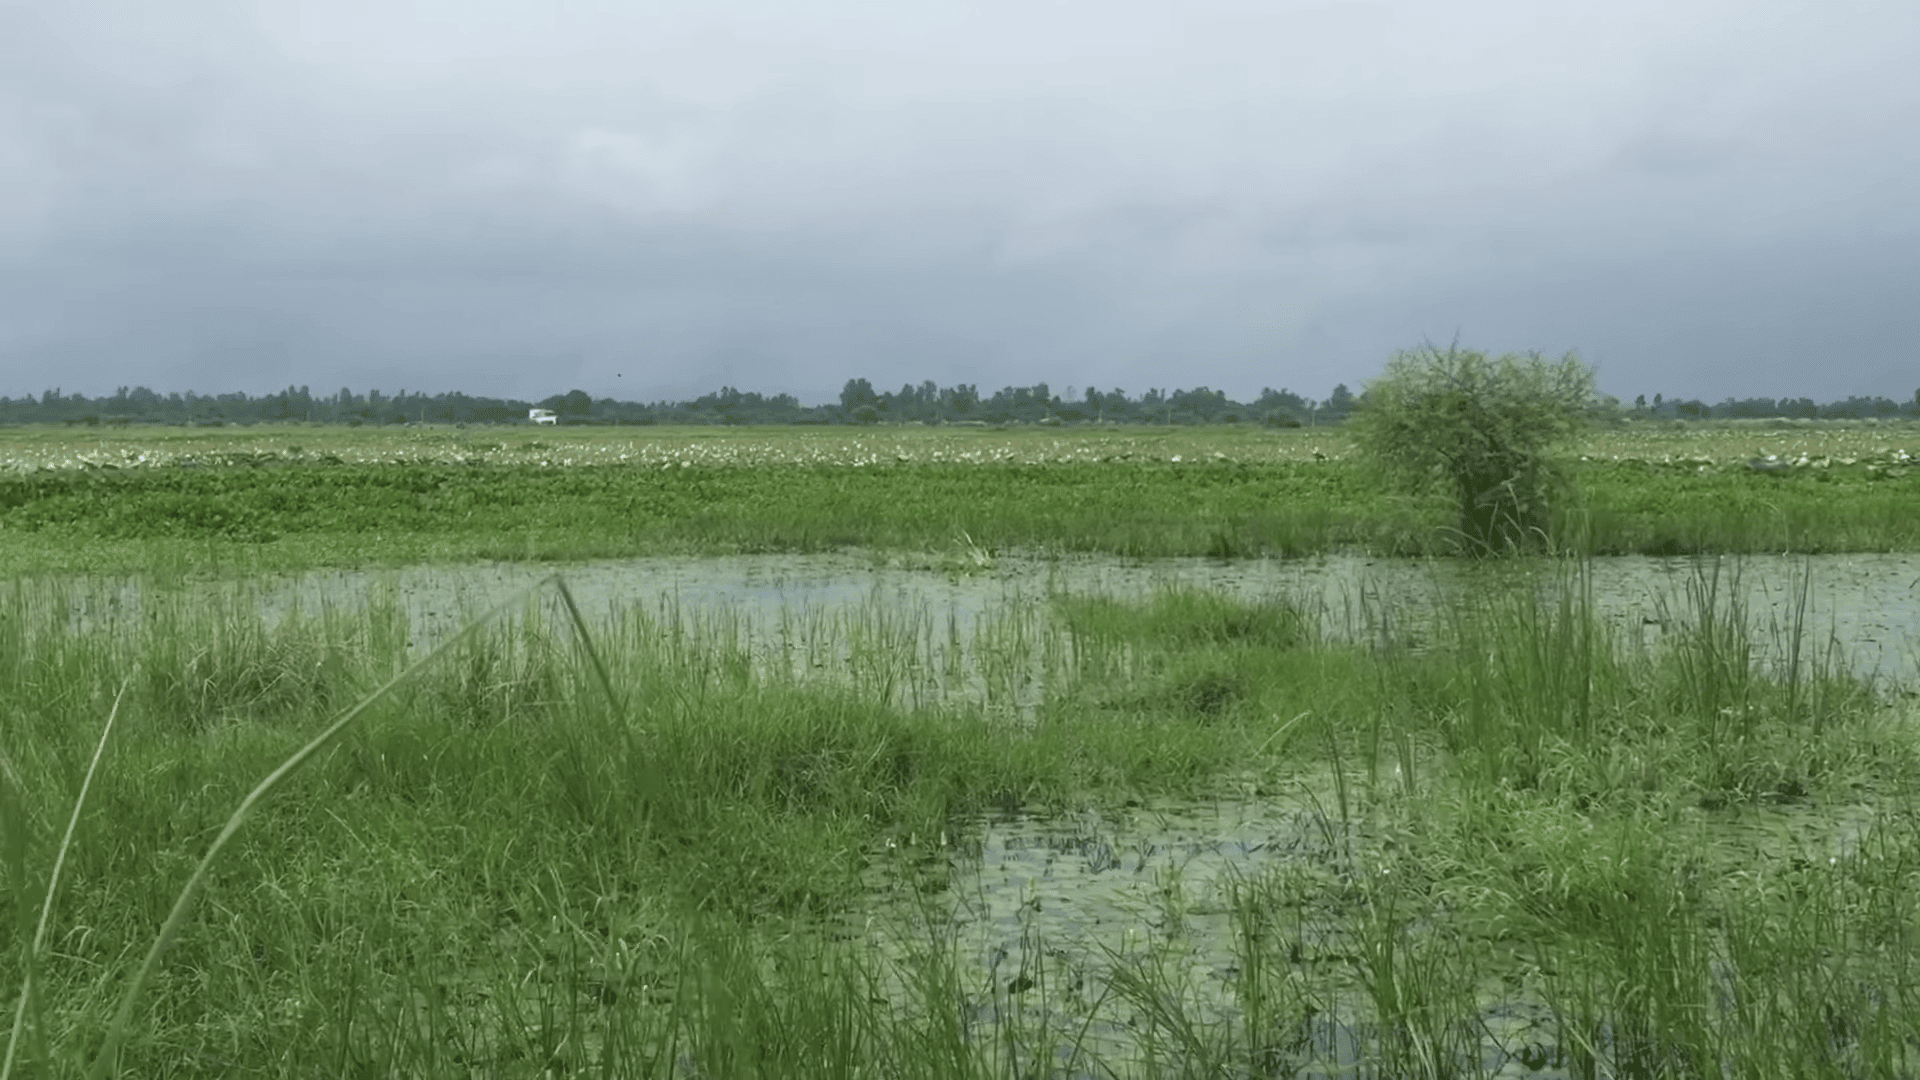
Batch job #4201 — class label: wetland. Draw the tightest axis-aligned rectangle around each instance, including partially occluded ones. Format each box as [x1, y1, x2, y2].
[5, 423, 1920, 1077]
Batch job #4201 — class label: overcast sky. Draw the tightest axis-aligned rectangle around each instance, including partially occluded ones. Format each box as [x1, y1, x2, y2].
[3, 0, 1916, 407]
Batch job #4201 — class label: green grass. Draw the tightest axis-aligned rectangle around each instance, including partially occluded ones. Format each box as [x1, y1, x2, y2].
[1576, 458, 1920, 555]
[0, 458, 1397, 576]
[2, 446, 1917, 579]
[6, 554, 1919, 1076]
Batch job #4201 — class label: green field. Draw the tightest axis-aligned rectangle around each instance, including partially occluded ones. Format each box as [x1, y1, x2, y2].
[5, 423, 1920, 1076]
[2, 422, 1917, 577]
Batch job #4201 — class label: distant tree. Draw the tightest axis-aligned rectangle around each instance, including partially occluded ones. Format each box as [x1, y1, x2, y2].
[1821, 395, 1901, 420]
[840, 378, 878, 415]
[25, 376, 1914, 431]
[939, 384, 979, 419]
[1169, 386, 1228, 423]
[1256, 387, 1305, 427]
[536, 389, 594, 419]
[1350, 342, 1596, 556]
[1326, 384, 1356, 418]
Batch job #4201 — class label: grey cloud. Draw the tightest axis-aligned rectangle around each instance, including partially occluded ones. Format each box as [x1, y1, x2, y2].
[3, 0, 1916, 405]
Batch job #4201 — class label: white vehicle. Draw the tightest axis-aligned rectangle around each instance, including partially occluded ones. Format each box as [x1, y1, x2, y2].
[529, 408, 558, 425]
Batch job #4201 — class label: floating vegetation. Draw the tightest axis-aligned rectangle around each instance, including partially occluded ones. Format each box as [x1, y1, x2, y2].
[5, 419, 1916, 475]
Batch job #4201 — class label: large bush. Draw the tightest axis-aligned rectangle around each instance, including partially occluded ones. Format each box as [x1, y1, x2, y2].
[1351, 343, 1597, 555]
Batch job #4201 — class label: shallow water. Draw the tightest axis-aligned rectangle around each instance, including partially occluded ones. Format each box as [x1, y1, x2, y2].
[833, 789, 1889, 1078]
[42, 550, 1920, 693]
[841, 794, 1370, 1075]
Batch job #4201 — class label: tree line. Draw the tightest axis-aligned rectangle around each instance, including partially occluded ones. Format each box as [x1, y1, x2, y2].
[2, 380, 1916, 428]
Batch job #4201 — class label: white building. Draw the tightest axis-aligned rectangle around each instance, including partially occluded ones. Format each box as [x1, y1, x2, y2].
[529, 408, 558, 425]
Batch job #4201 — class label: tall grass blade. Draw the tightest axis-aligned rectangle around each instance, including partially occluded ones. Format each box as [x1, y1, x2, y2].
[3, 676, 132, 1080]
[552, 576, 627, 723]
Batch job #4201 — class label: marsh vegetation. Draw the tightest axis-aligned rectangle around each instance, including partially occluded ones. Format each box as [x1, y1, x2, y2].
[6, 552, 1919, 1077]
[4, 423, 1920, 1077]
[2, 422, 1918, 578]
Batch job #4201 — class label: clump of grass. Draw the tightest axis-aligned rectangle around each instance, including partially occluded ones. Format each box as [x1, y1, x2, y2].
[5, 574, 624, 1077]
[3, 679, 129, 1080]
[1058, 585, 1314, 653]
[1380, 554, 1890, 813]
[1424, 560, 1617, 791]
